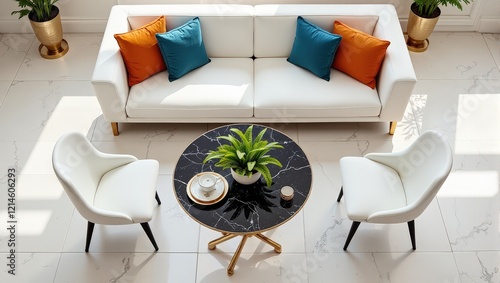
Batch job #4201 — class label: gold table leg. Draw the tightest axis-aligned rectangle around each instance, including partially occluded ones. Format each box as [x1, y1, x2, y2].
[208, 233, 238, 250]
[208, 232, 282, 275]
[255, 233, 282, 253]
[227, 235, 249, 275]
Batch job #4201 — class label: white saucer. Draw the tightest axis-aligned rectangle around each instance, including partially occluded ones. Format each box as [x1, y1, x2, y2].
[187, 172, 228, 205]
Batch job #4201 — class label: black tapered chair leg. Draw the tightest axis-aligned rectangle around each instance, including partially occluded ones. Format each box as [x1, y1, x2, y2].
[155, 192, 161, 205]
[141, 222, 159, 251]
[343, 221, 361, 250]
[85, 221, 95, 252]
[408, 220, 416, 250]
[337, 186, 344, 202]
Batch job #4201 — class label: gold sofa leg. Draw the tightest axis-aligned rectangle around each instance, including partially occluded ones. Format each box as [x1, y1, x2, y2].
[111, 122, 119, 136]
[389, 121, 397, 135]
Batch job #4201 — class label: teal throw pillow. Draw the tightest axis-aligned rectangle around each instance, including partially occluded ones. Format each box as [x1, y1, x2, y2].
[156, 17, 211, 82]
[287, 16, 342, 81]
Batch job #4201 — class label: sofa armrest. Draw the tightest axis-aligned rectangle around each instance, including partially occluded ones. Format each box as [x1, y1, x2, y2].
[91, 6, 131, 123]
[373, 5, 417, 121]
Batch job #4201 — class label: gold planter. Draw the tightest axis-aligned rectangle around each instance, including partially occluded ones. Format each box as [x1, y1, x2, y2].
[29, 6, 68, 59]
[406, 3, 440, 52]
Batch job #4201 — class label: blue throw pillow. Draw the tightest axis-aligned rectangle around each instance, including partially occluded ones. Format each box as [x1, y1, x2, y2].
[156, 17, 211, 82]
[287, 16, 342, 81]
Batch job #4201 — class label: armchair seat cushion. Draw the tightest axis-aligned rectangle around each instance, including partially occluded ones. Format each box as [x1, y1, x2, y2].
[340, 156, 405, 222]
[94, 160, 159, 224]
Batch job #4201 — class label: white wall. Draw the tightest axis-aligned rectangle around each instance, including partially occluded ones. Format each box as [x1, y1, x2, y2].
[476, 0, 500, 32]
[1, 0, 498, 33]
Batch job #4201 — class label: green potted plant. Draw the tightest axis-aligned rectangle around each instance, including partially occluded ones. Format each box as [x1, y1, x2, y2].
[203, 125, 283, 187]
[11, 0, 69, 59]
[407, 0, 470, 52]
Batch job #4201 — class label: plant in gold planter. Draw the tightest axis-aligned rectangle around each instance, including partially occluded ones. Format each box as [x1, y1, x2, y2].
[12, 0, 69, 59]
[407, 0, 470, 52]
[203, 125, 283, 187]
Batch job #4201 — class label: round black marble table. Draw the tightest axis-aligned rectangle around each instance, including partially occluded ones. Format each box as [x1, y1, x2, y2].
[173, 124, 312, 275]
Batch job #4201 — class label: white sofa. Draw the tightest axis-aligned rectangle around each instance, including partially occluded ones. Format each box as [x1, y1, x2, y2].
[91, 4, 417, 136]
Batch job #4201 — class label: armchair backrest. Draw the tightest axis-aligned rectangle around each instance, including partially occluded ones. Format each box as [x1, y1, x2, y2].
[52, 133, 107, 220]
[398, 131, 453, 208]
[366, 131, 453, 222]
[53, 132, 140, 224]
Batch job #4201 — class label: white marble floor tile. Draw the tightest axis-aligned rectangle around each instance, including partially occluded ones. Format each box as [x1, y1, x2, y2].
[36, 96, 101, 142]
[150, 175, 201, 253]
[296, 99, 419, 142]
[147, 141, 195, 174]
[0, 142, 28, 175]
[450, 140, 500, 172]
[411, 79, 500, 141]
[15, 142, 55, 175]
[15, 33, 102, 81]
[62, 210, 163, 253]
[0, 141, 55, 176]
[297, 119, 418, 143]
[54, 252, 197, 283]
[454, 251, 500, 283]
[196, 253, 308, 282]
[437, 178, 500, 251]
[410, 32, 500, 80]
[16, 173, 73, 207]
[0, 34, 34, 81]
[91, 116, 209, 142]
[373, 252, 461, 283]
[307, 252, 381, 283]
[255, 122, 299, 142]
[0, 81, 98, 142]
[483, 34, 500, 69]
[0, 174, 74, 253]
[0, 81, 10, 106]
[306, 197, 451, 253]
[0, 253, 60, 283]
[303, 173, 347, 252]
[436, 140, 499, 252]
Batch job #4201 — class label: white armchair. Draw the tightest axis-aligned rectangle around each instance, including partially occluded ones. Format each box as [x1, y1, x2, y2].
[337, 130, 453, 250]
[52, 132, 161, 252]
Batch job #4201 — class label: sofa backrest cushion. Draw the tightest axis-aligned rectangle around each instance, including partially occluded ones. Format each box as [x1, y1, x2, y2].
[126, 5, 254, 58]
[254, 5, 380, 58]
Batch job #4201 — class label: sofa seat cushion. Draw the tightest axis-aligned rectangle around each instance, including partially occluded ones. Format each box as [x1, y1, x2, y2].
[254, 58, 381, 118]
[126, 58, 254, 119]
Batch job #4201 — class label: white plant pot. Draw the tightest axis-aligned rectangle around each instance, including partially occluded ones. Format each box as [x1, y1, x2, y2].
[231, 169, 261, 185]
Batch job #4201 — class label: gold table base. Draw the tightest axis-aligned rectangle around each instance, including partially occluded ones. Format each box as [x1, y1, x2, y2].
[208, 232, 282, 275]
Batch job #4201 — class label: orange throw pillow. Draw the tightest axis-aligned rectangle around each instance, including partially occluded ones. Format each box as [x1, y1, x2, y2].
[332, 21, 390, 89]
[114, 16, 167, 87]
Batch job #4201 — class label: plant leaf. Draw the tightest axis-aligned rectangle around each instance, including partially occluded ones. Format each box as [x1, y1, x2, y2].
[236, 150, 245, 160]
[254, 164, 273, 187]
[247, 161, 256, 171]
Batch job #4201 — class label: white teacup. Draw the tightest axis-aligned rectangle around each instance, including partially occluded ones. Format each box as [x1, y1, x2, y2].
[198, 174, 218, 192]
